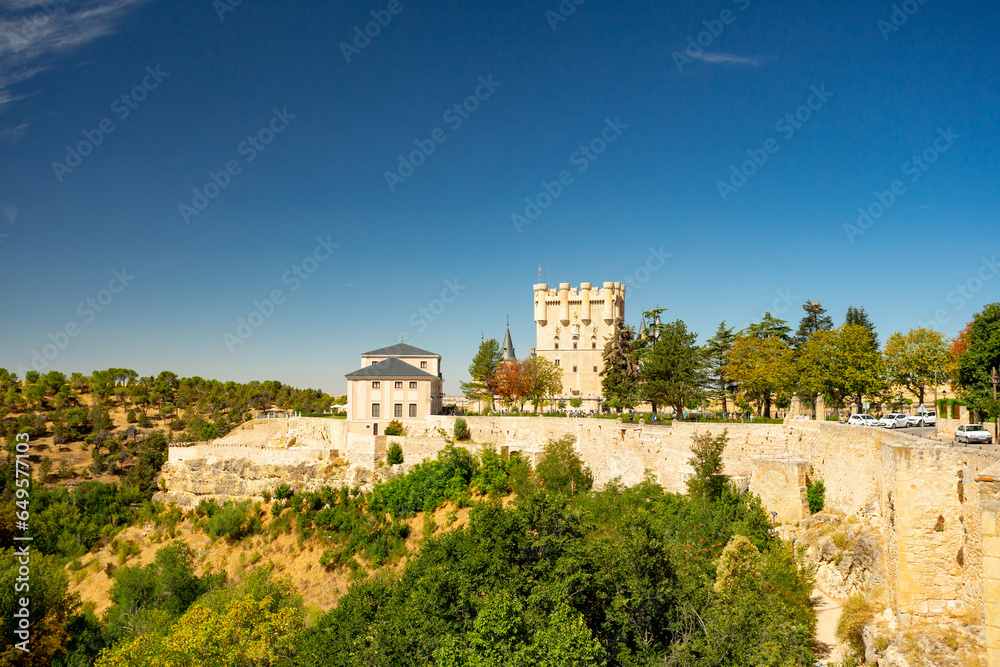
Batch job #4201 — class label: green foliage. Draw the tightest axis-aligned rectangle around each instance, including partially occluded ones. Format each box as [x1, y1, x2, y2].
[640, 319, 705, 416]
[471, 445, 511, 497]
[535, 435, 593, 496]
[686, 430, 728, 501]
[386, 441, 404, 465]
[461, 338, 504, 407]
[836, 594, 874, 659]
[806, 479, 826, 514]
[370, 445, 476, 518]
[205, 501, 262, 542]
[454, 417, 471, 441]
[274, 484, 294, 501]
[384, 420, 405, 437]
[199, 422, 220, 440]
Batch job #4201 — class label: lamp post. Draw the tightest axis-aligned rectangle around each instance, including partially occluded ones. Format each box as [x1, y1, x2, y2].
[770, 510, 778, 536]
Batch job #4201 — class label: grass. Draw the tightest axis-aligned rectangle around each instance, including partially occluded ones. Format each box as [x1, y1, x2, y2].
[836, 593, 875, 659]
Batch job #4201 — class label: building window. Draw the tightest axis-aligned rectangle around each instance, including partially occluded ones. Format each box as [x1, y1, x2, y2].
[394, 403, 403, 418]
[573, 366, 578, 372]
[409, 403, 417, 417]
[593, 366, 598, 372]
[372, 381, 380, 389]
[555, 359, 560, 367]
[371, 361, 378, 365]
[573, 342, 578, 349]
[420, 361, 427, 369]
[409, 381, 417, 389]
[371, 403, 380, 418]
[395, 381, 403, 389]
[592, 342, 597, 349]
[554, 342, 559, 350]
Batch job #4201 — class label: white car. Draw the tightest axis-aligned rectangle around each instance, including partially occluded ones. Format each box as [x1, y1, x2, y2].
[907, 410, 936, 427]
[956, 424, 994, 444]
[879, 413, 909, 429]
[848, 414, 880, 426]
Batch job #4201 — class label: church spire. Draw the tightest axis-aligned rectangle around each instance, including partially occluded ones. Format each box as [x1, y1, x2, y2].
[502, 317, 516, 362]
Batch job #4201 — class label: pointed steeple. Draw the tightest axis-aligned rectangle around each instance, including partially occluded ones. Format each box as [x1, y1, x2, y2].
[502, 317, 516, 362]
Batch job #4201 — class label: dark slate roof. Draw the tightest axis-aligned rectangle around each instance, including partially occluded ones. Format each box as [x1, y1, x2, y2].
[345, 357, 438, 379]
[361, 342, 439, 358]
[502, 326, 516, 362]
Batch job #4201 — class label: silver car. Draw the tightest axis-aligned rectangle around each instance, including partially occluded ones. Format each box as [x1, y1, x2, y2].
[956, 424, 994, 444]
[907, 410, 936, 427]
[879, 413, 909, 429]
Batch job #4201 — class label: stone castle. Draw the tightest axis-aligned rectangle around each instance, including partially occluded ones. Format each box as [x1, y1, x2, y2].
[532, 281, 626, 409]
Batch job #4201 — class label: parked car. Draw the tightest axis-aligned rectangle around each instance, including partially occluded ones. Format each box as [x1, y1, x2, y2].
[956, 424, 994, 444]
[848, 414, 880, 426]
[879, 413, 909, 429]
[907, 410, 936, 427]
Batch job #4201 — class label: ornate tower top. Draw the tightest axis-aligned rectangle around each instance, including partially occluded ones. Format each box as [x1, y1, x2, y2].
[502, 318, 516, 362]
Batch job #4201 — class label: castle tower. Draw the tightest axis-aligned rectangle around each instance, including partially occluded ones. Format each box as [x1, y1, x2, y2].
[502, 320, 516, 362]
[533, 281, 625, 410]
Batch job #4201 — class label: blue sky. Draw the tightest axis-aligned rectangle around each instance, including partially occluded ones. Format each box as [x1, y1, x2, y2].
[0, 0, 997, 395]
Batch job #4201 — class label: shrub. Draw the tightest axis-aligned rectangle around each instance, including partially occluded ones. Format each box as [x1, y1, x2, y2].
[386, 441, 404, 465]
[126, 409, 137, 424]
[262, 489, 272, 503]
[836, 593, 874, 659]
[169, 419, 186, 432]
[274, 484, 294, 501]
[138, 413, 153, 428]
[806, 479, 826, 514]
[199, 423, 219, 440]
[206, 501, 262, 542]
[454, 418, 470, 441]
[536, 435, 593, 496]
[384, 420, 405, 436]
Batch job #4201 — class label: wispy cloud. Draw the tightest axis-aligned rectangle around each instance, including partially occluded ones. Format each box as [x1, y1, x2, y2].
[690, 52, 762, 66]
[0, 0, 146, 115]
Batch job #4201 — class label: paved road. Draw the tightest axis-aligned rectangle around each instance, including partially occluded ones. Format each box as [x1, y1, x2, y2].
[812, 589, 843, 660]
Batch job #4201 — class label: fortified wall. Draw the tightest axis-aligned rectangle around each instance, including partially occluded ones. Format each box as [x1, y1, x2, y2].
[156, 414, 1000, 662]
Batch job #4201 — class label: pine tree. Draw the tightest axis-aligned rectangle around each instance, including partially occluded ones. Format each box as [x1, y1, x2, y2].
[640, 320, 704, 417]
[460, 338, 503, 410]
[704, 321, 736, 414]
[845, 305, 878, 349]
[794, 300, 834, 349]
[600, 322, 640, 413]
[743, 312, 792, 343]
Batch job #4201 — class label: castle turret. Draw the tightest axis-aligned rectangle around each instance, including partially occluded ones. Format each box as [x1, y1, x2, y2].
[533, 283, 548, 324]
[580, 282, 592, 323]
[559, 283, 570, 325]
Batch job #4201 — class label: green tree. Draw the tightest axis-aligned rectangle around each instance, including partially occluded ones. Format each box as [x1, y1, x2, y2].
[535, 435, 592, 495]
[687, 430, 728, 501]
[845, 305, 878, 349]
[518, 356, 563, 413]
[640, 320, 704, 416]
[704, 321, 736, 415]
[725, 335, 793, 417]
[884, 328, 952, 405]
[600, 322, 640, 413]
[743, 312, 792, 343]
[793, 300, 833, 350]
[955, 303, 1000, 431]
[461, 338, 504, 410]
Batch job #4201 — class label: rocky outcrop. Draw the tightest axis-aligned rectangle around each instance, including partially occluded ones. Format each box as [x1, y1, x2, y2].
[153, 456, 392, 507]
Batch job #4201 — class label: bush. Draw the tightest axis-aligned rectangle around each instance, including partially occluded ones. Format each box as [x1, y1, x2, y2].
[453, 418, 470, 441]
[384, 420, 405, 436]
[536, 435, 592, 496]
[836, 593, 874, 659]
[807, 479, 826, 514]
[126, 409, 137, 424]
[205, 501, 262, 542]
[169, 419, 186, 432]
[199, 423, 219, 440]
[386, 441, 403, 465]
[138, 414, 153, 428]
[274, 484, 294, 501]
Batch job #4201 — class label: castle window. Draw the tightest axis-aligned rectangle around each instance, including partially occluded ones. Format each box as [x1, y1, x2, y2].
[554, 343, 559, 349]
[593, 366, 598, 372]
[409, 403, 417, 417]
[409, 381, 417, 389]
[372, 403, 380, 418]
[372, 381, 380, 389]
[573, 366, 578, 372]
[395, 381, 403, 389]
[555, 359, 560, 367]
[394, 403, 403, 418]
[592, 342, 597, 349]
[573, 342, 578, 349]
